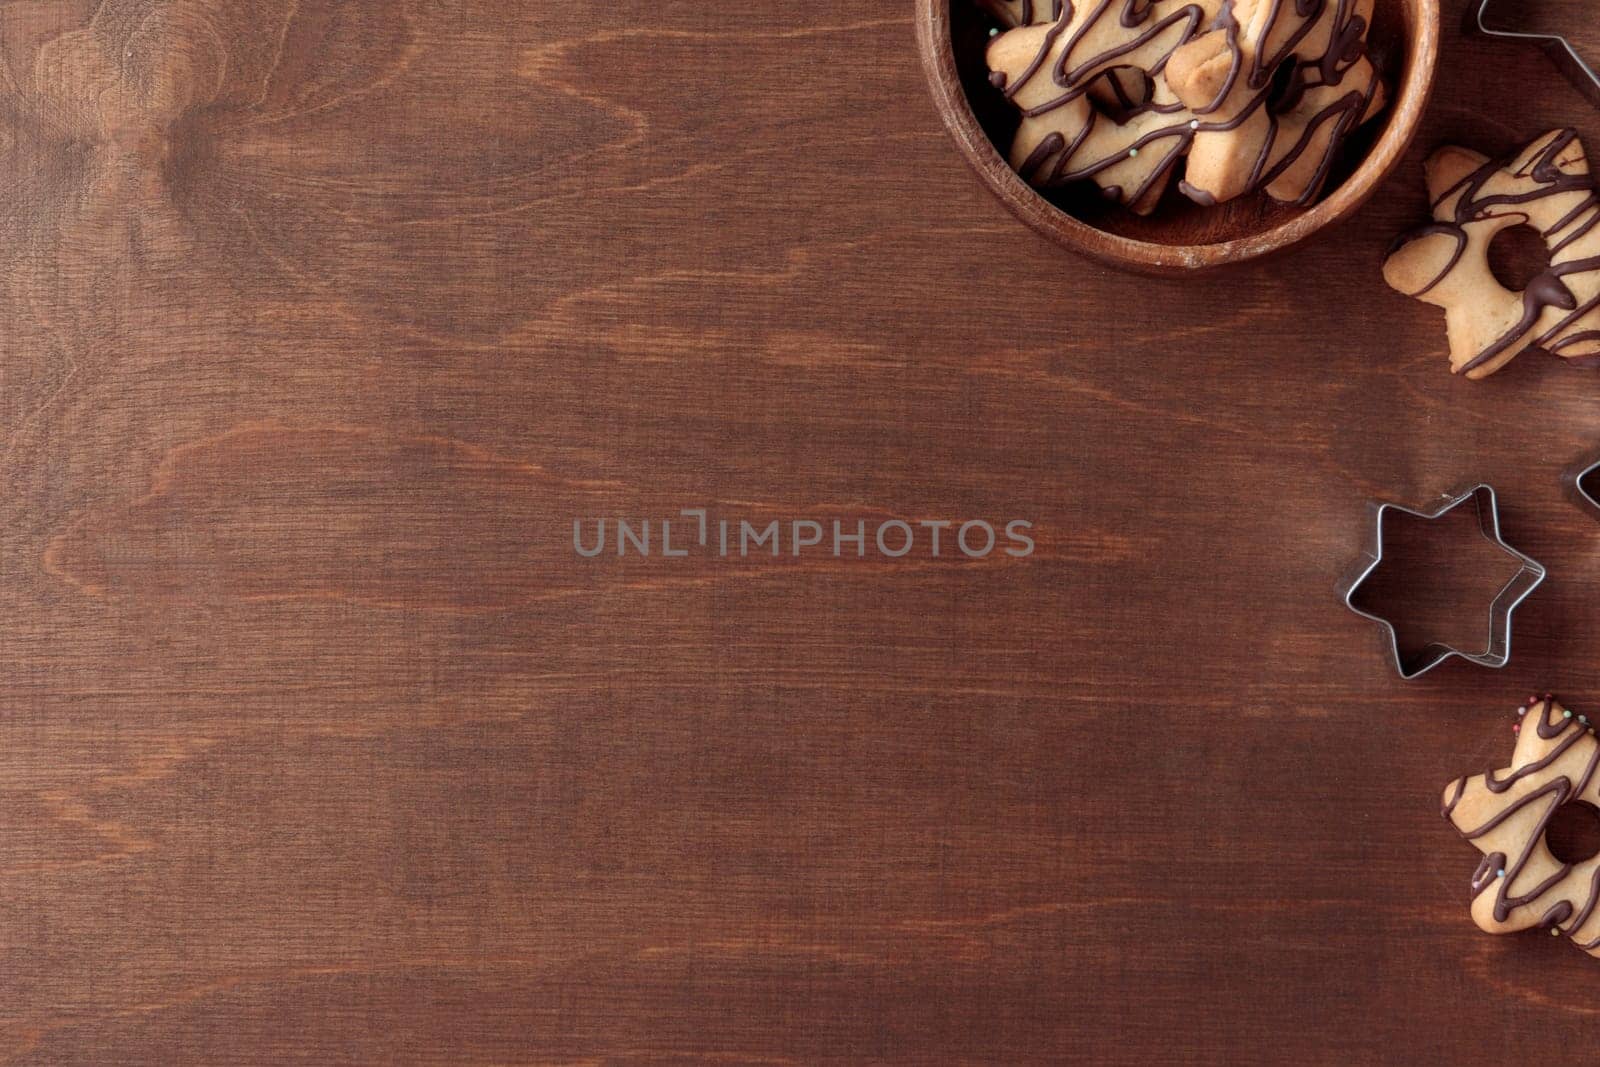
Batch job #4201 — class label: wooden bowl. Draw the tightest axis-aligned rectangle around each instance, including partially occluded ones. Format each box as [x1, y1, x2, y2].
[916, 0, 1441, 274]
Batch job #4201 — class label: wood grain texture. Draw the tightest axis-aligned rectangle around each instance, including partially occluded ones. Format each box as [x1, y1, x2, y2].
[4, 0, 1600, 1062]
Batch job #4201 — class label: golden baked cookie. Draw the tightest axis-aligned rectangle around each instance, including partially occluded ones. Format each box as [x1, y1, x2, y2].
[981, 0, 1160, 125]
[1443, 696, 1600, 953]
[1384, 128, 1600, 379]
[985, 1, 1217, 214]
[1162, 0, 1386, 205]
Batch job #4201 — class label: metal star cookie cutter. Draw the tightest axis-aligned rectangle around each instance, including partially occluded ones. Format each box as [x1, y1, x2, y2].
[1466, 0, 1600, 110]
[1564, 449, 1600, 519]
[1339, 484, 1546, 680]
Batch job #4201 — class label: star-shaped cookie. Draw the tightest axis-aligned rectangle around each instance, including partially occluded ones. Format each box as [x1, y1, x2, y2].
[1164, 0, 1387, 205]
[1384, 129, 1600, 379]
[985, 0, 1216, 213]
[1442, 697, 1600, 953]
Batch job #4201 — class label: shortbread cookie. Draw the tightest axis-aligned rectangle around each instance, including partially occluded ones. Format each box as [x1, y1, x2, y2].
[1163, 0, 1387, 205]
[980, 0, 1156, 120]
[1442, 696, 1600, 954]
[986, 1, 1216, 213]
[1384, 128, 1600, 379]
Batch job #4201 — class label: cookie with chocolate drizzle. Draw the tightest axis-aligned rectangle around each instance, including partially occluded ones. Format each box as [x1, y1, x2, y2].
[1163, 0, 1386, 205]
[983, 0, 1385, 215]
[1442, 696, 1600, 953]
[985, 0, 1221, 214]
[979, 0, 1154, 118]
[1384, 129, 1600, 380]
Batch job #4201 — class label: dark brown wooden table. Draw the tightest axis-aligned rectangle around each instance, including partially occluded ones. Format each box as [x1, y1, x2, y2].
[5, 1, 1600, 1062]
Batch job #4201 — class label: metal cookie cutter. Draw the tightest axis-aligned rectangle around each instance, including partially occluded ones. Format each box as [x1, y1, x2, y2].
[1340, 484, 1547, 680]
[1466, 0, 1600, 109]
[1564, 450, 1600, 519]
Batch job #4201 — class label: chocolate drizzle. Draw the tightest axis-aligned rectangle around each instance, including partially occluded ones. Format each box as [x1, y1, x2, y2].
[1177, 179, 1216, 205]
[985, 0, 1383, 208]
[1202, 0, 1331, 109]
[1444, 698, 1600, 947]
[1387, 129, 1600, 376]
[1002, 0, 1207, 117]
[1171, 0, 1382, 205]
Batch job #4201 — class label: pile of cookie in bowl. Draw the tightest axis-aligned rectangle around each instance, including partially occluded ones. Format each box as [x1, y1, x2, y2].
[979, 0, 1389, 216]
[919, 0, 1438, 269]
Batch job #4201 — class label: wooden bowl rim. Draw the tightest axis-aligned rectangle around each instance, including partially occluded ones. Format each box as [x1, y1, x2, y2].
[915, 0, 1442, 275]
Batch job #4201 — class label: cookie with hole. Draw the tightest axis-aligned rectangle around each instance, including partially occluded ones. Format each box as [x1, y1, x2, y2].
[1443, 696, 1600, 954]
[1384, 128, 1600, 379]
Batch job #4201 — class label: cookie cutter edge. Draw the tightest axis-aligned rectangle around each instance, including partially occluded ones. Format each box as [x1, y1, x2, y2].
[1564, 450, 1600, 519]
[1466, 0, 1600, 110]
[1339, 483, 1547, 680]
